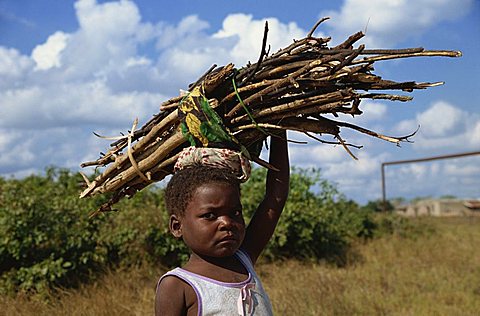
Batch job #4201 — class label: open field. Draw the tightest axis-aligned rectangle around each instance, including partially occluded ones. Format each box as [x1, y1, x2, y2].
[1, 216, 479, 316]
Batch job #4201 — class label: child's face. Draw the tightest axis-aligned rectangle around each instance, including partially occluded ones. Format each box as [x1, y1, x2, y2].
[173, 182, 245, 258]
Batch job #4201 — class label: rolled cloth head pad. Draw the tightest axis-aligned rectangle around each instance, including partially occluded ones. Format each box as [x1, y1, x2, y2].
[174, 146, 252, 182]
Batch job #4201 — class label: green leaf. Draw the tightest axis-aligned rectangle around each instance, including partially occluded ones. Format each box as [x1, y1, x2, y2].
[181, 122, 196, 146]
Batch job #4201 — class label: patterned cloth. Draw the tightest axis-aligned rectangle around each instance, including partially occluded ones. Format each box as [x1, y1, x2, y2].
[174, 146, 251, 182]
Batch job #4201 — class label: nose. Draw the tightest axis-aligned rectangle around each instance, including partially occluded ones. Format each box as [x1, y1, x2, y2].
[218, 215, 235, 230]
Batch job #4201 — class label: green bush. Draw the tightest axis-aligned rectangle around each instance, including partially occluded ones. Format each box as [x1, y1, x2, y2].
[104, 167, 375, 267]
[0, 168, 108, 294]
[241, 167, 376, 264]
[0, 166, 379, 294]
[98, 186, 189, 267]
[361, 199, 394, 213]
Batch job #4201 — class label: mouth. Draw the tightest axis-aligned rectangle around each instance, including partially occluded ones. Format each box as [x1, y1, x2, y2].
[218, 235, 238, 243]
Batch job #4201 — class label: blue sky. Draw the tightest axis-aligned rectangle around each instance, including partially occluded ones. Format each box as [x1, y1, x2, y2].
[1, 0, 479, 204]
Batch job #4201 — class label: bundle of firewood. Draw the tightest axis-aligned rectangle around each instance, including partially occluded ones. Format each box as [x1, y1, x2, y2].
[80, 19, 460, 215]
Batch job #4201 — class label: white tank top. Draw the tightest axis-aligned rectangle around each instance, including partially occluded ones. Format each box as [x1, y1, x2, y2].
[157, 250, 274, 316]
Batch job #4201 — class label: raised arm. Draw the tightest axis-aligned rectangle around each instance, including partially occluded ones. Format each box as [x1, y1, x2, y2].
[242, 130, 290, 264]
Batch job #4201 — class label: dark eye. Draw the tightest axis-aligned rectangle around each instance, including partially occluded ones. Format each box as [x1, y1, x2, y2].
[201, 212, 216, 220]
[233, 209, 243, 217]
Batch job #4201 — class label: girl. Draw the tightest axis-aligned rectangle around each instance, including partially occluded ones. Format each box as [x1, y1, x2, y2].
[155, 131, 289, 315]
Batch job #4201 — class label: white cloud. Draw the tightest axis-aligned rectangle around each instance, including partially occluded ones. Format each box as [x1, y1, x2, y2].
[324, 151, 391, 201]
[0, 47, 33, 89]
[471, 121, 480, 147]
[417, 101, 465, 137]
[406, 163, 428, 181]
[75, 0, 141, 37]
[0, 127, 106, 176]
[125, 57, 151, 68]
[1, 0, 477, 205]
[0, 0, 312, 179]
[289, 143, 393, 201]
[0, 47, 32, 76]
[394, 101, 480, 151]
[156, 15, 210, 50]
[444, 162, 480, 177]
[385, 158, 480, 200]
[153, 13, 307, 93]
[290, 142, 347, 165]
[338, 100, 388, 126]
[31, 31, 70, 70]
[323, 151, 386, 178]
[0, 129, 17, 152]
[157, 46, 228, 90]
[322, 0, 474, 47]
[0, 129, 35, 169]
[358, 101, 387, 122]
[213, 14, 305, 65]
[395, 119, 418, 135]
[0, 81, 165, 129]
[0, 0, 167, 130]
[51, 0, 159, 82]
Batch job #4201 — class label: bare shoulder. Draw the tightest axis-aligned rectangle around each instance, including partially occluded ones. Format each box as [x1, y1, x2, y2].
[155, 275, 197, 316]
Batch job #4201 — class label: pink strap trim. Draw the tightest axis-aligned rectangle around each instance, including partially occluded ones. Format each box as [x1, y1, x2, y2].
[237, 283, 256, 315]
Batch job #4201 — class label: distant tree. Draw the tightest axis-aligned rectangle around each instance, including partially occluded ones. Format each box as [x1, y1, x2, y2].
[389, 197, 407, 207]
[440, 194, 457, 199]
[361, 199, 394, 213]
[410, 196, 433, 203]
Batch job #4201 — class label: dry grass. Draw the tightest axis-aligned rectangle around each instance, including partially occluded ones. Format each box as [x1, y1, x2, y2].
[1, 217, 479, 316]
[0, 266, 159, 316]
[261, 216, 480, 315]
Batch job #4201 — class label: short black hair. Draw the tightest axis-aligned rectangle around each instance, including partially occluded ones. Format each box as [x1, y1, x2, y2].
[164, 165, 240, 216]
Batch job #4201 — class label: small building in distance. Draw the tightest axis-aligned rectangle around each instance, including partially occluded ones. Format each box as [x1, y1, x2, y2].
[396, 199, 480, 217]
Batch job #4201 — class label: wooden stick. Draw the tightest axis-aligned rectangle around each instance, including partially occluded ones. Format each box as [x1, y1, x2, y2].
[226, 51, 353, 118]
[352, 50, 462, 64]
[91, 130, 186, 195]
[231, 90, 352, 123]
[80, 18, 461, 210]
[241, 21, 270, 85]
[306, 17, 330, 38]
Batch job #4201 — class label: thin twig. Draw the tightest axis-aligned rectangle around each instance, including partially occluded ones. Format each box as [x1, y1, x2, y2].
[241, 21, 270, 85]
[188, 64, 217, 91]
[306, 17, 330, 38]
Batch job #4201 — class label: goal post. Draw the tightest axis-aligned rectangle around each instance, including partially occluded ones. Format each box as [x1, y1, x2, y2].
[381, 150, 480, 212]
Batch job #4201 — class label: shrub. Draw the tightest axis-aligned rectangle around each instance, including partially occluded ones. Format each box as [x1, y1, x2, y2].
[97, 167, 377, 267]
[240, 167, 376, 264]
[98, 185, 189, 267]
[0, 166, 378, 294]
[0, 168, 108, 294]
